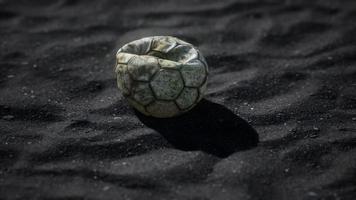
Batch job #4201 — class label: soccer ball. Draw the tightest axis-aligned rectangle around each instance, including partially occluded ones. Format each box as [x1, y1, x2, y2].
[115, 36, 208, 118]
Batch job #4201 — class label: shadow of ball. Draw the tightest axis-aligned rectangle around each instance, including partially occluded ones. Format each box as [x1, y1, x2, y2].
[135, 99, 259, 158]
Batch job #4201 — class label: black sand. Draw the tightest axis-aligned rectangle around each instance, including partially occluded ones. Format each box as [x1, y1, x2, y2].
[1, 0, 356, 199]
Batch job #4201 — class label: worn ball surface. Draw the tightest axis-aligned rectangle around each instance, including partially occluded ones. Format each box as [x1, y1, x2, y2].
[115, 36, 208, 118]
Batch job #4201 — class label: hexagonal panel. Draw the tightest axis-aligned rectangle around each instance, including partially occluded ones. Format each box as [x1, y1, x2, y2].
[117, 75, 127, 95]
[151, 36, 177, 53]
[180, 60, 206, 87]
[167, 45, 198, 63]
[146, 101, 180, 118]
[150, 69, 184, 100]
[131, 82, 154, 106]
[116, 64, 131, 95]
[158, 59, 181, 70]
[117, 74, 132, 96]
[127, 97, 150, 116]
[175, 88, 198, 110]
[127, 55, 159, 81]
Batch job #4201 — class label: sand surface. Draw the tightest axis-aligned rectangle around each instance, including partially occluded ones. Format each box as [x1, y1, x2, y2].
[1, 0, 356, 199]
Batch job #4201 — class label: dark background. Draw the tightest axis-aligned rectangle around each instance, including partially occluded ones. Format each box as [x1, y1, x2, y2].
[1, 0, 356, 199]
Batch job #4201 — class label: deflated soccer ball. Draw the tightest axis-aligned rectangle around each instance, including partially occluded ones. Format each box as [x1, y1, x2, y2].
[115, 36, 208, 118]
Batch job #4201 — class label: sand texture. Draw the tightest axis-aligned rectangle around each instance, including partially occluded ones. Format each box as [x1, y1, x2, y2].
[0, 0, 356, 199]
